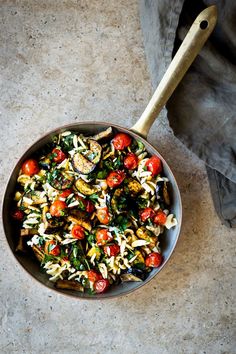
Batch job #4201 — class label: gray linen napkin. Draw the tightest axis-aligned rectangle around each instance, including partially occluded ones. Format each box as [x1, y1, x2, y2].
[140, 0, 236, 227]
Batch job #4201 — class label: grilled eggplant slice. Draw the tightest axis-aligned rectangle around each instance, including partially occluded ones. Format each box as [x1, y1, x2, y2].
[86, 139, 102, 164]
[156, 181, 170, 206]
[55, 279, 84, 292]
[72, 152, 96, 175]
[75, 178, 97, 196]
[72, 140, 102, 174]
[48, 169, 74, 190]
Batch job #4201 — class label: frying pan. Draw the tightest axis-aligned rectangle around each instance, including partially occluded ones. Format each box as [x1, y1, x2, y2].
[2, 6, 217, 299]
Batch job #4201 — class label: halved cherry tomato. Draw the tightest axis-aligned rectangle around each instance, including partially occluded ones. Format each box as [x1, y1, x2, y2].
[96, 207, 110, 224]
[103, 244, 120, 257]
[50, 200, 67, 217]
[59, 189, 73, 199]
[96, 229, 113, 246]
[112, 133, 132, 150]
[52, 148, 66, 163]
[87, 270, 103, 282]
[44, 240, 60, 256]
[71, 225, 85, 240]
[22, 159, 39, 176]
[106, 170, 126, 188]
[94, 279, 110, 293]
[124, 153, 139, 170]
[145, 156, 162, 176]
[12, 209, 24, 221]
[145, 252, 163, 268]
[140, 207, 155, 222]
[153, 210, 167, 225]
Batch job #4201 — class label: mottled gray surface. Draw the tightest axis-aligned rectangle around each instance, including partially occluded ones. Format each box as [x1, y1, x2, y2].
[0, 1, 235, 354]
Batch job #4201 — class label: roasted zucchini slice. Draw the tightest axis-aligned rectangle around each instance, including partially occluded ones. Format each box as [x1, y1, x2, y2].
[75, 178, 97, 196]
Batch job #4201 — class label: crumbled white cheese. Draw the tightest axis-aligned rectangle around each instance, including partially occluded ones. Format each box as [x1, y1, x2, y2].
[27, 234, 40, 246]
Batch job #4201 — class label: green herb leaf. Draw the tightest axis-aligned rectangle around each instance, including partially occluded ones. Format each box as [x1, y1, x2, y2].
[88, 193, 99, 203]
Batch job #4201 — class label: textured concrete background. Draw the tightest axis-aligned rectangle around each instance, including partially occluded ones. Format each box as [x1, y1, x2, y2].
[0, 1, 235, 353]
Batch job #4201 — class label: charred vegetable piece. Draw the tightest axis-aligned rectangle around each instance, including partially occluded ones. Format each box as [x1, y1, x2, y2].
[39, 156, 51, 170]
[43, 206, 64, 233]
[72, 152, 96, 175]
[32, 245, 44, 262]
[111, 188, 127, 214]
[15, 237, 26, 253]
[136, 227, 157, 249]
[86, 139, 102, 164]
[127, 267, 149, 281]
[55, 279, 84, 292]
[48, 169, 74, 190]
[67, 210, 92, 231]
[156, 181, 170, 206]
[75, 178, 97, 196]
[92, 127, 113, 141]
[126, 179, 142, 196]
[20, 228, 38, 237]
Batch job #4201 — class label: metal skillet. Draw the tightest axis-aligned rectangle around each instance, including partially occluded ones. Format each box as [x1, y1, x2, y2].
[2, 7, 217, 299]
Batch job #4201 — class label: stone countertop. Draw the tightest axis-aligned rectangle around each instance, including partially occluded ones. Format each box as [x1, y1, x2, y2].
[0, 1, 235, 353]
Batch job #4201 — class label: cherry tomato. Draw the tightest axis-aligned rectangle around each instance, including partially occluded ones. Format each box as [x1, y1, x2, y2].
[104, 244, 120, 257]
[145, 252, 163, 268]
[71, 225, 85, 240]
[59, 189, 73, 199]
[124, 153, 139, 170]
[50, 200, 67, 217]
[12, 209, 24, 221]
[153, 210, 167, 225]
[94, 279, 110, 293]
[97, 207, 110, 225]
[106, 170, 126, 188]
[87, 270, 103, 282]
[112, 133, 132, 150]
[22, 159, 39, 176]
[145, 156, 162, 176]
[140, 207, 155, 222]
[52, 148, 66, 163]
[96, 229, 113, 246]
[44, 240, 60, 256]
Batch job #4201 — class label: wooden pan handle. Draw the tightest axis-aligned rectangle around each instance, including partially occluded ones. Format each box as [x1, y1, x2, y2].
[131, 5, 217, 138]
